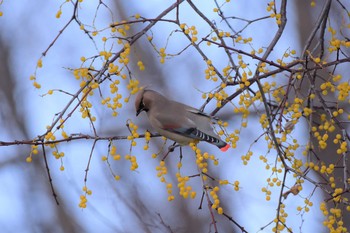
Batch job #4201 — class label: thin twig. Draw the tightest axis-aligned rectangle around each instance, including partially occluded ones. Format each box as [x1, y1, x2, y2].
[41, 143, 59, 205]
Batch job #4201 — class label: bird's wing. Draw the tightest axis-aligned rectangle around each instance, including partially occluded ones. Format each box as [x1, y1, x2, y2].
[152, 109, 195, 133]
[153, 112, 221, 143]
[186, 108, 219, 121]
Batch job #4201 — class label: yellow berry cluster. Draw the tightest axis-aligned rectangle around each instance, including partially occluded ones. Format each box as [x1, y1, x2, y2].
[259, 155, 286, 194]
[297, 198, 313, 213]
[336, 81, 350, 101]
[227, 129, 240, 149]
[206, 36, 216, 46]
[285, 137, 299, 155]
[257, 62, 269, 74]
[259, 82, 280, 103]
[137, 60, 145, 71]
[219, 179, 240, 191]
[233, 180, 240, 191]
[143, 131, 151, 150]
[266, 1, 275, 12]
[100, 79, 124, 116]
[241, 150, 253, 165]
[233, 105, 250, 128]
[180, 24, 198, 43]
[108, 63, 120, 75]
[99, 50, 112, 61]
[272, 203, 290, 232]
[333, 133, 348, 155]
[259, 113, 269, 129]
[204, 60, 218, 82]
[110, 145, 121, 161]
[191, 143, 219, 174]
[108, 79, 120, 93]
[118, 42, 130, 65]
[261, 186, 272, 201]
[250, 47, 264, 56]
[238, 91, 256, 111]
[239, 71, 251, 88]
[236, 54, 248, 72]
[55, 9, 62, 19]
[217, 120, 229, 135]
[124, 154, 138, 170]
[73, 68, 90, 81]
[320, 81, 335, 96]
[320, 202, 348, 232]
[29, 58, 43, 89]
[284, 98, 304, 124]
[222, 65, 234, 80]
[126, 79, 140, 95]
[101, 144, 122, 180]
[291, 158, 303, 174]
[328, 26, 350, 53]
[90, 80, 100, 90]
[156, 161, 167, 181]
[276, 49, 297, 66]
[52, 150, 65, 160]
[37, 58, 43, 68]
[79, 186, 92, 208]
[134, 13, 141, 19]
[79, 99, 95, 121]
[159, 47, 166, 64]
[110, 20, 130, 37]
[266, 2, 282, 25]
[309, 115, 337, 151]
[44, 131, 56, 142]
[26, 144, 39, 163]
[156, 161, 175, 201]
[127, 120, 139, 147]
[29, 75, 41, 89]
[210, 186, 223, 214]
[57, 118, 69, 140]
[218, 30, 231, 39]
[234, 35, 253, 44]
[200, 151, 218, 172]
[266, 175, 282, 188]
[215, 90, 229, 108]
[176, 172, 196, 199]
[201, 90, 229, 109]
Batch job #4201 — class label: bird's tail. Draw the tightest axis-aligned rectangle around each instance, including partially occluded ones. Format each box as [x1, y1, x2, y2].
[218, 142, 230, 152]
[190, 128, 230, 152]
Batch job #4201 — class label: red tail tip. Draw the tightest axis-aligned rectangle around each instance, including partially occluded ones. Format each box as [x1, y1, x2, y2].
[220, 144, 230, 152]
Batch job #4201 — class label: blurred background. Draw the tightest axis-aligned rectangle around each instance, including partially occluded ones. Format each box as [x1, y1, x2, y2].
[0, 0, 349, 232]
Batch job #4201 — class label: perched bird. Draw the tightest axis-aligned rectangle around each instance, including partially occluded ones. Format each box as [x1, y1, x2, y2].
[135, 89, 229, 152]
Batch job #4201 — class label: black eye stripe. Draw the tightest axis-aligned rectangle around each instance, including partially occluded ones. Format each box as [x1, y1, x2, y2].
[139, 97, 145, 108]
[138, 97, 149, 112]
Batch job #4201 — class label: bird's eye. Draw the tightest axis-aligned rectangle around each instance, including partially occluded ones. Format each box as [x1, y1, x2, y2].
[138, 98, 148, 112]
[139, 101, 145, 109]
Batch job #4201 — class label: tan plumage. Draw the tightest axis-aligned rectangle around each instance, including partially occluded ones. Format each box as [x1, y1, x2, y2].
[135, 89, 229, 151]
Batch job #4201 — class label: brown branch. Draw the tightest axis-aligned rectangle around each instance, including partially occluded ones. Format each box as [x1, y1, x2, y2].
[41, 1, 79, 56]
[254, 0, 288, 171]
[41, 143, 60, 205]
[187, 0, 238, 80]
[301, 0, 332, 56]
[203, 38, 296, 72]
[0, 133, 161, 147]
[84, 139, 97, 184]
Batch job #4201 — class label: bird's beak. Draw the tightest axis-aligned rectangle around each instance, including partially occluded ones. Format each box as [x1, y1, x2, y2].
[136, 108, 143, 116]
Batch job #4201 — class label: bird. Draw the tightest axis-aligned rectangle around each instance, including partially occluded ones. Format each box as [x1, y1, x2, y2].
[135, 89, 230, 152]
